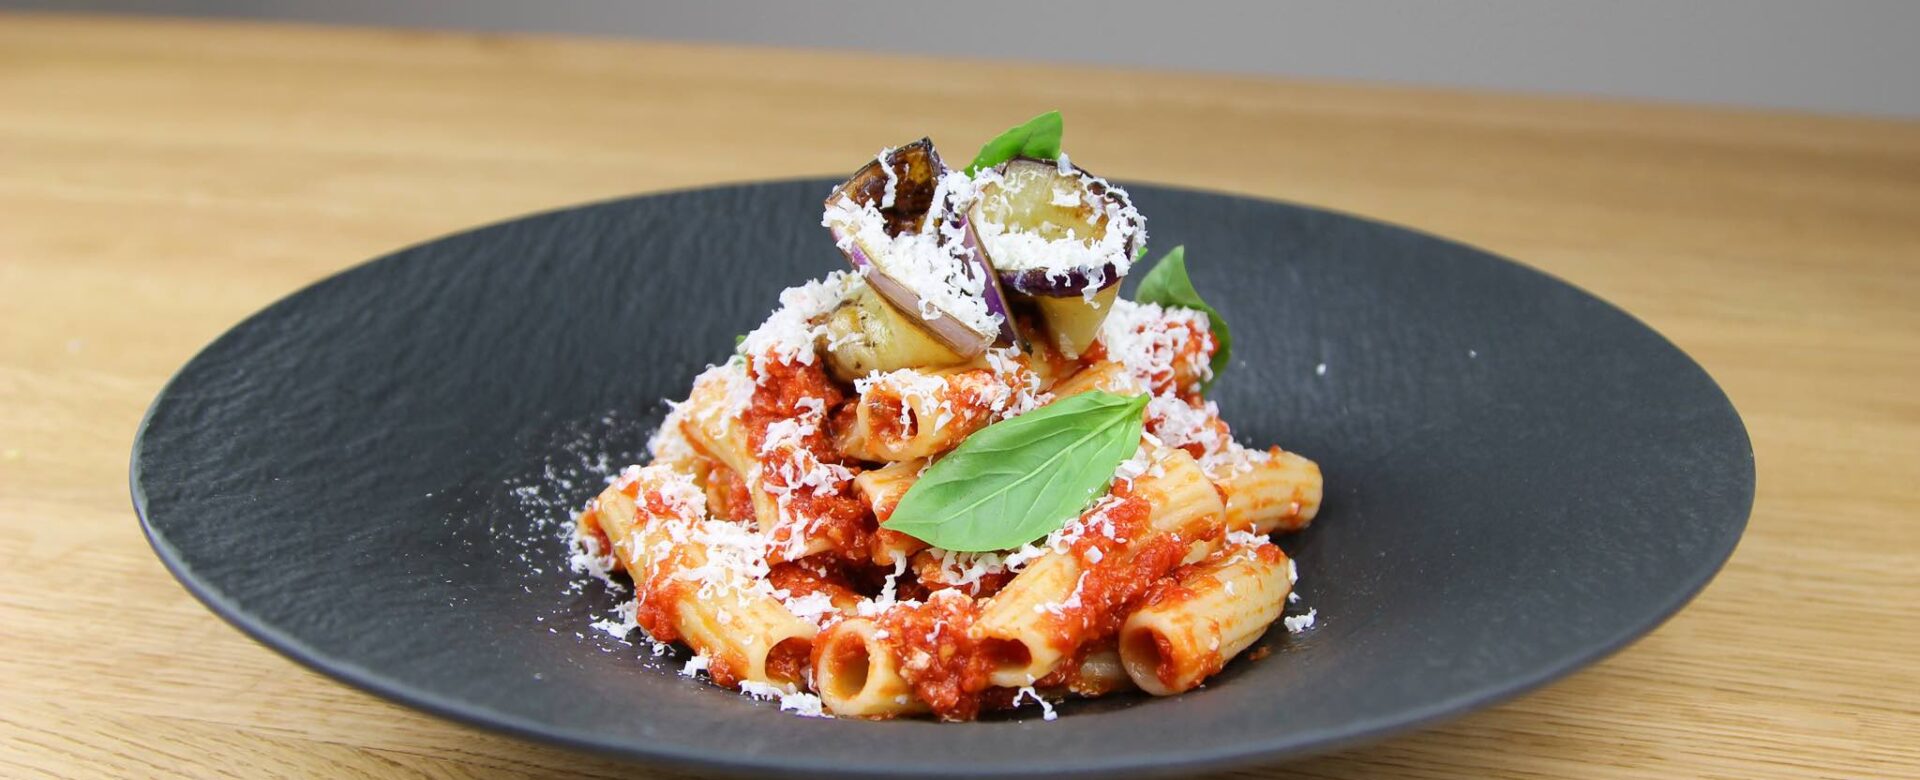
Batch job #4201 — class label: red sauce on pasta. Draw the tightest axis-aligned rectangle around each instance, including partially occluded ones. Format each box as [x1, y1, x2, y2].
[1038, 494, 1187, 652]
[633, 578, 685, 645]
[876, 592, 995, 721]
[708, 465, 753, 521]
[574, 508, 617, 572]
[705, 650, 748, 689]
[768, 559, 865, 611]
[743, 357, 873, 562]
[764, 638, 812, 688]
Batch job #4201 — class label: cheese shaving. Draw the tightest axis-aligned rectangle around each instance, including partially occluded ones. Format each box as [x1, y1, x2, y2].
[969, 165, 1146, 294]
[738, 271, 861, 380]
[821, 180, 1001, 339]
[1012, 685, 1058, 721]
[1098, 299, 1213, 393]
[738, 680, 829, 717]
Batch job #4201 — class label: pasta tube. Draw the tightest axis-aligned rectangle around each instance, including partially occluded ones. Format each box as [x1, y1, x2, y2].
[678, 365, 784, 529]
[1048, 360, 1147, 398]
[1118, 541, 1290, 695]
[1046, 644, 1136, 697]
[679, 363, 861, 562]
[836, 368, 1008, 461]
[854, 458, 929, 566]
[811, 618, 929, 718]
[1219, 449, 1322, 534]
[974, 448, 1226, 687]
[593, 467, 817, 692]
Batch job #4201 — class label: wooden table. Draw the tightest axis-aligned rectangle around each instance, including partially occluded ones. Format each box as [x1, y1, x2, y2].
[3, 12, 1915, 779]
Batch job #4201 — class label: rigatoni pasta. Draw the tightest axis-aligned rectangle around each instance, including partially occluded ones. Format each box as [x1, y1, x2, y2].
[1119, 538, 1292, 695]
[562, 116, 1324, 721]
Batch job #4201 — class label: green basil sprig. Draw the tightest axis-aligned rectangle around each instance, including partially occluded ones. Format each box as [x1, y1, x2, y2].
[882, 391, 1147, 552]
[1134, 245, 1231, 389]
[965, 110, 1063, 175]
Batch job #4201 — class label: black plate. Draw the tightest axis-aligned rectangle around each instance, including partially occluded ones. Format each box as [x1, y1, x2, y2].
[132, 181, 1753, 778]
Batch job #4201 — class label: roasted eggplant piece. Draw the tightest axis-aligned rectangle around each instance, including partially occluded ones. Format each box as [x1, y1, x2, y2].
[969, 157, 1145, 357]
[821, 284, 970, 382]
[823, 140, 1013, 357]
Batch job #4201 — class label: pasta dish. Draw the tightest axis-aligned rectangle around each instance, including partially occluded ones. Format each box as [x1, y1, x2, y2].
[571, 113, 1324, 720]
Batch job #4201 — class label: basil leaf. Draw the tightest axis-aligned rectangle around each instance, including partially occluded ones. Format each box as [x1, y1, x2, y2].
[965, 110, 1064, 175]
[882, 391, 1147, 552]
[1134, 245, 1231, 390]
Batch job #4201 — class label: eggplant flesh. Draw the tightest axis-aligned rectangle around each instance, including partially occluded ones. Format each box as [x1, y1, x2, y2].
[1031, 284, 1120, 359]
[970, 157, 1143, 358]
[822, 284, 969, 382]
[824, 140, 1010, 356]
[971, 157, 1142, 297]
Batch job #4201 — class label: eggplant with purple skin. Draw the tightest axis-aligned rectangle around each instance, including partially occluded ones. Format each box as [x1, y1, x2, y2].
[968, 157, 1145, 358]
[822, 140, 1015, 358]
[821, 284, 970, 382]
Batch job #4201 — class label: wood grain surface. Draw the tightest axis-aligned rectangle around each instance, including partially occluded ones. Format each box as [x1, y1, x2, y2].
[2, 12, 1915, 780]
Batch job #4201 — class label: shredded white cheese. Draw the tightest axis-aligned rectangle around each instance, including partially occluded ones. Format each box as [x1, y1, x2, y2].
[855, 368, 953, 433]
[645, 403, 699, 464]
[821, 179, 1002, 339]
[752, 399, 857, 559]
[1284, 609, 1318, 634]
[1012, 685, 1058, 721]
[925, 548, 1013, 590]
[588, 599, 639, 639]
[567, 523, 622, 588]
[680, 654, 710, 677]
[775, 590, 841, 629]
[738, 680, 829, 718]
[982, 347, 1052, 419]
[738, 271, 862, 380]
[969, 164, 1146, 298]
[874, 146, 900, 210]
[1097, 299, 1213, 393]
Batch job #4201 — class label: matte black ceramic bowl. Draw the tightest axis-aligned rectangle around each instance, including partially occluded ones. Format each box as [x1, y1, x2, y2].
[131, 181, 1753, 778]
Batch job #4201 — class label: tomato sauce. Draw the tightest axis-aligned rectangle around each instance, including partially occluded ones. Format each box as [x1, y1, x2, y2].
[632, 579, 684, 645]
[744, 357, 874, 562]
[911, 552, 1015, 599]
[705, 464, 753, 521]
[763, 638, 812, 688]
[705, 650, 748, 689]
[1040, 495, 1187, 651]
[574, 507, 619, 572]
[768, 559, 865, 611]
[875, 593, 996, 721]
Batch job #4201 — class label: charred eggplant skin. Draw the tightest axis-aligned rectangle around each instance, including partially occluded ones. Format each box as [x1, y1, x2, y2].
[823, 140, 1013, 357]
[829, 138, 945, 237]
[998, 261, 1124, 297]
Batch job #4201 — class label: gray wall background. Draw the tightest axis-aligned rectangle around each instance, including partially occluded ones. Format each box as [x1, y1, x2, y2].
[13, 0, 1917, 117]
